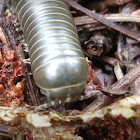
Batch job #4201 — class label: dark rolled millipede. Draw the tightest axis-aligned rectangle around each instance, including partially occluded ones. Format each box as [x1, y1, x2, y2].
[11, 0, 88, 103]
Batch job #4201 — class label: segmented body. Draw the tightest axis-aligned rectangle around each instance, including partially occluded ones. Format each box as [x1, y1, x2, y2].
[11, 0, 88, 102]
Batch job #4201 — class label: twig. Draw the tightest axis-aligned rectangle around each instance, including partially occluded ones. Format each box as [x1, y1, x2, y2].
[83, 94, 112, 113]
[114, 62, 124, 80]
[110, 65, 140, 90]
[67, 0, 140, 41]
[74, 14, 140, 26]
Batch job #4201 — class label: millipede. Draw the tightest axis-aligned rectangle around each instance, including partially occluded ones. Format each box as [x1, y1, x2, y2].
[0, 0, 91, 139]
[11, 0, 88, 104]
[0, 0, 137, 140]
